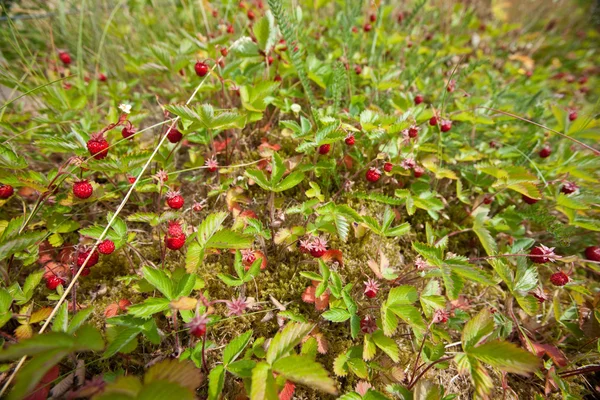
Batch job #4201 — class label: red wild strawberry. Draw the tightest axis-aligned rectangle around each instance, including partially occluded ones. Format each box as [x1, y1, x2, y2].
[46, 275, 65, 290]
[266, 55, 274, 65]
[220, 47, 228, 57]
[128, 176, 136, 184]
[247, 10, 255, 20]
[408, 125, 419, 138]
[79, 267, 91, 277]
[167, 127, 183, 143]
[186, 314, 208, 338]
[345, 134, 355, 146]
[274, 74, 282, 82]
[352, 26, 358, 33]
[483, 195, 493, 205]
[414, 166, 425, 178]
[98, 239, 115, 255]
[440, 120, 452, 132]
[0, 184, 14, 199]
[446, 79, 456, 92]
[363, 23, 372, 32]
[522, 194, 539, 204]
[227, 24, 234, 34]
[205, 156, 219, 172]
[309, 236, 328, 258]
[165, 221, 186, 250]
[366, 167, 381, 182]
[194, 61, 209, 77]
[166, 191, 185, 210]
[539, 145, 551, 158]
[550, 271, 569, 286]
[73, 180, 93, 199]
[414, 95, 423, 105]
[568, 110, 577, 121]
[318, 144, 331, 155]
[98, 73, 107, 82]
[429, 116, 438, 126]
[529, 245, 557, 264]
[77, 249, 100, 268]
[369, 14, 376, 22]
[58, 51, 71, 65]
[560, 181, 578, 194]
[241, 249, 257, 266]
[364, 278, 379, 298]
[360, 315, 377, 334]
[383, 162, 393, 172]
[584, 246, 600, 262]
[122, 126, 135, 139]
[87, 134, 109, 159]
[432, 309, 449, 324]
[354, 65, 362, 75]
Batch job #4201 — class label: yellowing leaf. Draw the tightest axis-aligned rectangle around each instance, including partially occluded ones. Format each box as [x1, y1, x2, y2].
[170, 297, 198, 311]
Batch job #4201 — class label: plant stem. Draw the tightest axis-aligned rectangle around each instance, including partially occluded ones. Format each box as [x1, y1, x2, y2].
[408, 356, 454, 390]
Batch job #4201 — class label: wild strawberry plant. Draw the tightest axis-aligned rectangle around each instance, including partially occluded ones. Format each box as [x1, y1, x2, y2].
[0, 0, 599, 399]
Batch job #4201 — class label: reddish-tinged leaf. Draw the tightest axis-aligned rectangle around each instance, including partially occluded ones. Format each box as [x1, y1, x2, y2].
[24, 365, 59, 400]
[314, 333, 328, 354]
[213, 138, 232, 153]
[104, 304, 119, 318]
[314, 292, 330, 311]
[118, 299, 132, 311]
[278, 381, 295, 400]
[321, 249, 343, 267]
[302, 286, 316, 303]
[531, 343, 568, 367]
[342, 154, 353, 169]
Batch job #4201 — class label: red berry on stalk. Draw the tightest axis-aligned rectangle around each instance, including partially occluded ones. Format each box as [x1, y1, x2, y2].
[98, 73, 107, 82]
[166, 191, 185, 210]
[539, 145, 551, 158]
[354, 65, 362, 75]
[46, 275, 65, 290]
[186, 314, 208, 338]
[366, 167, 381, 182]
[0, 184, 14, 199]
[227, 24, 234, 34]
[363, 23, 372, 32]
[369, 14, 376, 22]
[408, 125, 419, 138]
[483, 195, 493, 205]
[220, 48, 228, 57]
[440, 120, 452, 132]
[122, 126, 135, 139]
[165, 221, 186, 250]
[352, 26, 358, 33]
[383, 162, 393, 172]
[274, 74, 282, 82]
[318, 144, 331, 155]
[364, 278, 379, 298]
[568, 110, 577, 121]
[73, 180, 93, 199]
[560, 181, 578, 194]
[80, 267, 91, 277]
[247, 10, 255, 20]
[98, 239, 115, 255]
[266, 55, 274, 65]
[167, 127, 183, 143]
[77, 249, 99, 268]
[58, 51, 71, 65]
[414, 166, 425, 178]
[87, 135, 109, 159]
[194, 61, 209, 77]
[345, 134, 355, 146]
[360, 315, 377, 334]
[550, 271, 569, 286]
[584, 246, 600, 262]
[522, 194, 539, 204]
[529, 245, 556, 264]
[429, 116, 438, 126]
[414, 95, 424, 105]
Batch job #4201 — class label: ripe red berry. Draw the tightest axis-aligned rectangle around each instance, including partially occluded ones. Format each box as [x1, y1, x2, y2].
[122, 126, 135, 139]
[440, 120, 452, 132]
[87, 135, 109, 159]
[522, 194, 539, 204]
[0, 184, 14, 199]
[98, 239, 115, 255]
[369, 14, 376, 22]
[98, 73, 107, 82]
[166, 191, 185, 210]
[550, 271, 569, 286]
[414, 166, 425, 178]
[59, 51, 71, 65]
[165, 221, 186, 250]
[73, 180, 93, 199]
[227, 24, 234, 34]
[414, 95, 424, 105]
[220, 47, 228, 57]
[167, 128, 183, 143]
[364, 279, 379, 298]
[363, 23, 372, 32]
[189, 322, 207, 338]
[354, 65, 362, 75]
[266, 55, 274, 65]
[429, 116, 438, 126]
[539, 145, 551, 158]
[77, 249, 99, 268]
[408, 125, 419, 138]
[560, 181, 578, 195]
[274, 74, 282, 82]
[352, 26, 358, 33]
[80, 267, 91, 277]
[247, 10, 255, 20]
[529, 246, 552, 264]
[310, 248, 326, 258]
[483, 195, 493, 205]
[568, 110, 577, 121]
[128, 176, 136, 184]
[383, 162, 393, 172]
[366, 167, 381, 182]
[360, 315, 377, 334]
[345, 135, 355, 146]
[318, 144, 331, 155]
[194, 61, 209, 77]
[584, 246, 600, 262]
[46, 275, 65, 290]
